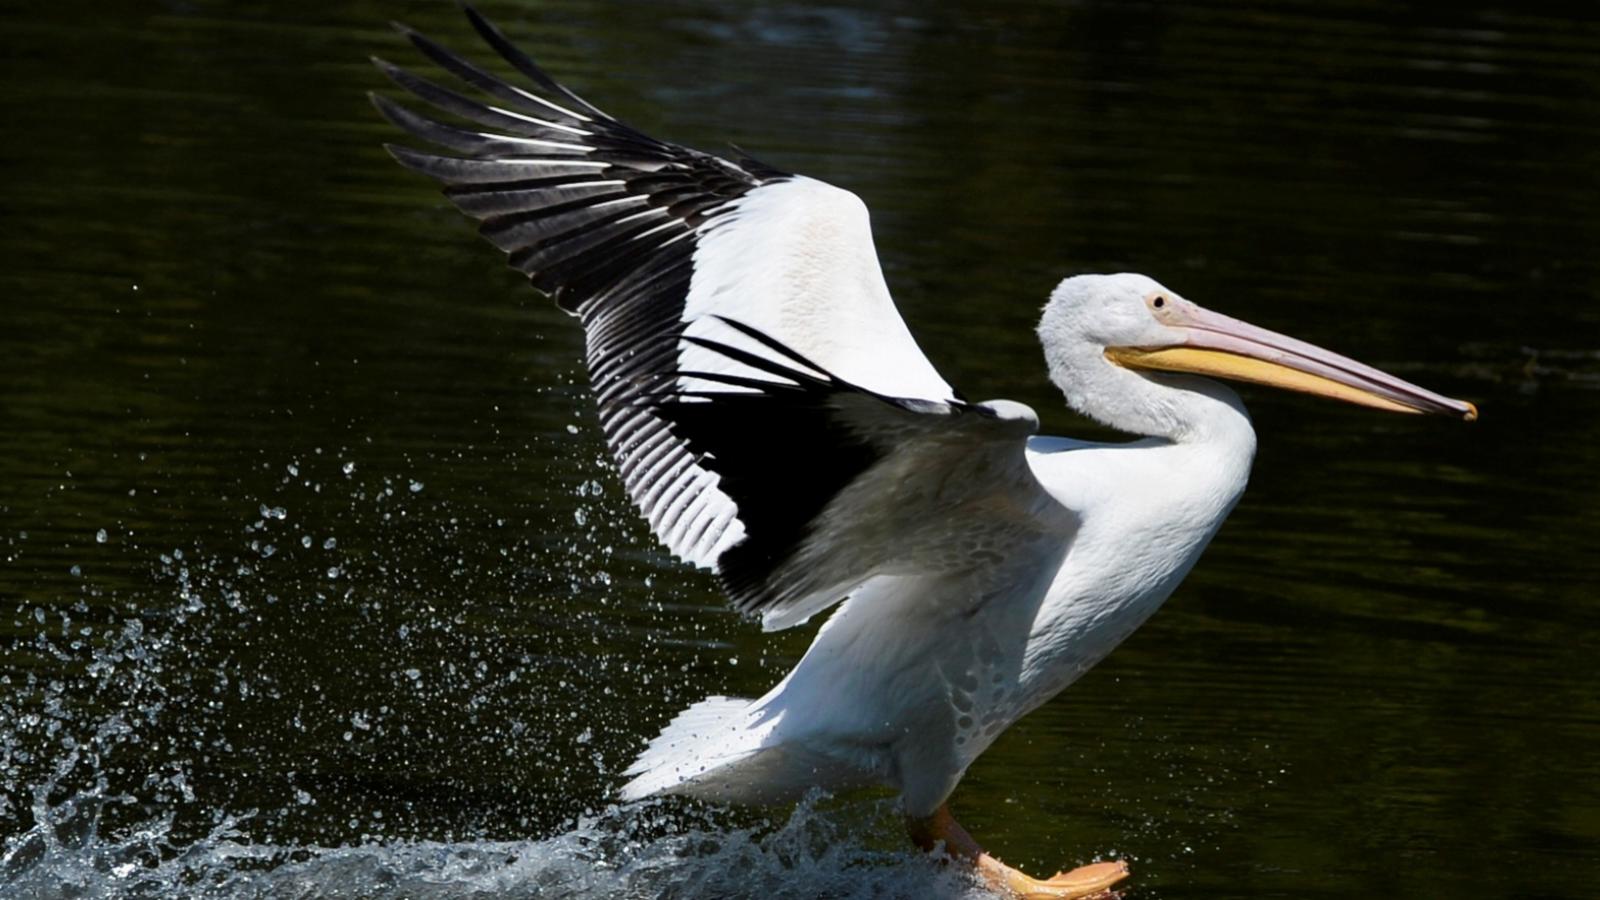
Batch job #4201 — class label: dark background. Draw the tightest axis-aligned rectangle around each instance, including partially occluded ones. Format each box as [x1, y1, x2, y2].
[2, 1, 1597, 897]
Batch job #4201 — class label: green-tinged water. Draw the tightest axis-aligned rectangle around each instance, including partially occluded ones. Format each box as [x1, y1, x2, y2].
[2, 2, 1597, 897]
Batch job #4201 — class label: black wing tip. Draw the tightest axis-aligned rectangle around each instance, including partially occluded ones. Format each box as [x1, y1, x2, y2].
[383, 4, 600, 125]
[370, 91, 494, 155]
[368, 90, 412, 128]
[369, 95, 464, 157]
[382, 142, 443, 173]
[393, 17, 465, 69]
[368, 88, 394, 114]
[458, 2, 607, 119]
[725, 143, 787, 180]
[370, 54, 402, 78]
[459, 3, 498, 41]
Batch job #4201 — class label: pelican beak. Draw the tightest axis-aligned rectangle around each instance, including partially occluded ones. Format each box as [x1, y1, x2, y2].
[1105, 298, 1478, 420]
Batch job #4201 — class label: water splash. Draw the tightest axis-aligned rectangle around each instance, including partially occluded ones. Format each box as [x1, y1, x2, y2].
[1, 452, 982, 898]
[3, 791, 979, 900]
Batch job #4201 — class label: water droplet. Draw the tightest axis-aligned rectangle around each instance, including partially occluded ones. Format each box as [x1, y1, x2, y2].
[95, 528, 108, 544]
[322, 537, 336, 549]
[342, 461, 356, 475]
[408, 481, 424, 493]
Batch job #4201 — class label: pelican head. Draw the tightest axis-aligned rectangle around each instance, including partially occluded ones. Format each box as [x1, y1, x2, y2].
[1038, 273, 1477, 438]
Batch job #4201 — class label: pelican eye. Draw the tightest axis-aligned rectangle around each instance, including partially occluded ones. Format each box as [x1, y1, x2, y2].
[1152, 296, 1166, 309]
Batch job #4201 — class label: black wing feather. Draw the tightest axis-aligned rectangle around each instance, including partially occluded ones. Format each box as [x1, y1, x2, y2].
[460, 4, 610, 121]
[377, 8, 1030, 626]
[651, 321, 1031, 616]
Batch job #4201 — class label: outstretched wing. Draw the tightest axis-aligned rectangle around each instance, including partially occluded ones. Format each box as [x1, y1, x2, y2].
[653, 318, 1054, 629]
[376, 8, 1057, 628]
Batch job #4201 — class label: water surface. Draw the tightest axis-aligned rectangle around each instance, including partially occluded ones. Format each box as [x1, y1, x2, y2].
[2, 1, 1597, 897]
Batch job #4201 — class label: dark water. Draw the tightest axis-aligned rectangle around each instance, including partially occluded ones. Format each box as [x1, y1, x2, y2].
[2, 1, 1597, 897]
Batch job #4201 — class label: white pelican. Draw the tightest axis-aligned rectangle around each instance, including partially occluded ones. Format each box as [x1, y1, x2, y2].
[374, 9, 1477, 898]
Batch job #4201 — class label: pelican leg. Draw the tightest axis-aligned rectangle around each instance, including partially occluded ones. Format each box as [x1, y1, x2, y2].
[907, 804, 1129, 900]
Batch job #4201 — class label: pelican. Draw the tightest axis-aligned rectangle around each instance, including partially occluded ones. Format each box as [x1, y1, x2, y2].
[374, 9, 1476, 898]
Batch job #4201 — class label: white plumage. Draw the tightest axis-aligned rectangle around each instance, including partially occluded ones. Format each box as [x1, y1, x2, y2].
[377, 10, 1476, 896]
[618, 276, 1260, 812]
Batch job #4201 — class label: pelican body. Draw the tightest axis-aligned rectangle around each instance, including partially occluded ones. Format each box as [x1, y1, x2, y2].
[376, 9, 1475, 897]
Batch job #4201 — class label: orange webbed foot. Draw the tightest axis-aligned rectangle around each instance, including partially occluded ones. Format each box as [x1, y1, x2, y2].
[907, 804, 1129, 900]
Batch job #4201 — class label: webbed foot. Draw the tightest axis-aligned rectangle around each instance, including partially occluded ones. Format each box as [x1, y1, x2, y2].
[908, 804, 1128, 900]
